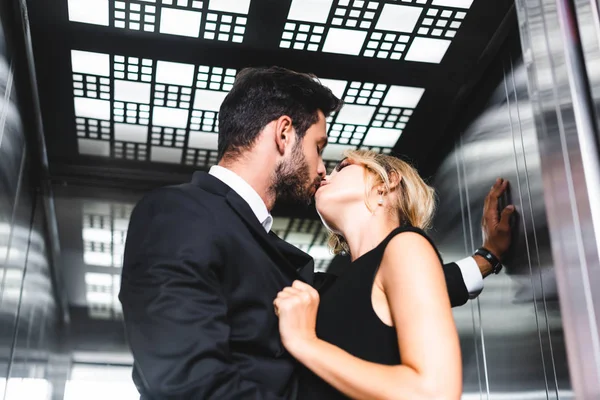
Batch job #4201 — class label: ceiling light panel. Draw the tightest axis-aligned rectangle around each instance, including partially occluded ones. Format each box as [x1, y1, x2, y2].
[280, 0, 471, 63]
[82, 202, 132, 269]
[71, 50, 423, 166]
[320, 78, 424, 160]
[71, 50, 233, 167]
[67, 0, 251, 43]
[85, 272, 122, 319]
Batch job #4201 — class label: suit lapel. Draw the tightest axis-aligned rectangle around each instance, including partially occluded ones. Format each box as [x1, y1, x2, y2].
[269, 232, 315, 285]
[191, 171, 313, 283]
[225, 187, 312, 282]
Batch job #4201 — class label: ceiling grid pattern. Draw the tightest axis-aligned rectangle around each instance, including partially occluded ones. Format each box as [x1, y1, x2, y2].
[71, 49, 428, 166]
[67, 0, 475, 170]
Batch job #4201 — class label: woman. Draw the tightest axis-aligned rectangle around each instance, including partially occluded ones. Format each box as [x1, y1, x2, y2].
[273, 150, 462, 400]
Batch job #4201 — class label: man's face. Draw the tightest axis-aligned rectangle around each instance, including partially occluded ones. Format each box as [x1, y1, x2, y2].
[271, 111, 328, 204]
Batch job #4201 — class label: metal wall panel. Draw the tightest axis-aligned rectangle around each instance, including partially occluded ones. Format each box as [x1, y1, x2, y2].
[514, 0, 600, 397]
[0, 10, 69, 400]
[431, 57, 573, 399]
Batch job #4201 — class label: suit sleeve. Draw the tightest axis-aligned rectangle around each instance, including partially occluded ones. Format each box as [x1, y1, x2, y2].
[442, 262, 469, 307]
[119, 189, 284, 400]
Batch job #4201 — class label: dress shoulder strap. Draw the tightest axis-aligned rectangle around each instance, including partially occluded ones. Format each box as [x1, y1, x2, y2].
[370, 225, 444, 265]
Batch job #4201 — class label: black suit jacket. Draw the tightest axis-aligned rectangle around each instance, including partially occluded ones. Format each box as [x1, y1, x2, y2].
[119, 172, 470, 400]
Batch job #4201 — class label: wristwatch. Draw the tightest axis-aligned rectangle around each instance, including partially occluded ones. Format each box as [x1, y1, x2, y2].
[474, 247, 503, 274]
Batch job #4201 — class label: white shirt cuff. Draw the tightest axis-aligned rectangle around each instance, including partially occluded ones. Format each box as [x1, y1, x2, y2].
[455, 257, 484, 299]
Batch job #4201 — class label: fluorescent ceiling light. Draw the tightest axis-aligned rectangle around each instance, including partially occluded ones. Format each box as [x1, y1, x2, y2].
[188, 131, 219, 149]
[84, 250, 113, 266]
[363, 127, 402, 147]
[322, 28, 367, 55]
[68, 0, 109, 26]
[150, 146, 183, 163]
[375, 4, 423, 33]
[113, 217, 130, 231]
[114, 123, 148, 143]
[208, 0, 251, 14]
[82, 228, 112, 243]
[87, 291, 113, 304]
[335, 104, 376, 125]
[64, 381, 140, 400]
[287, 232, 315, 245]
[432, 0, 473, 9]
[156, 61, 195, 86]
[72, 50, 110, 76]
[318, 78, 348, 99]
[322, 143, 356, 160]
[114, 80, 152, 104]
[159, 8, 202, 37]
[308, 245, 334, 260]
[383, 86, 425, 108]
[85, 272, 113, 286]
[0, 378, 52, 400]
[152, 106, 189, 128]
[405, 37, 451, 63]
[288, 0, 334, 23]
[74, 98, 111, 120]
[193, 89, 228, 111]
[78, 139, 110, 157]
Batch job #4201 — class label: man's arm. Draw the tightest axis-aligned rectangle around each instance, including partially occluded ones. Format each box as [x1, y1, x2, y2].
[443, 178, 515, 306]
[119, 189, 283, 400]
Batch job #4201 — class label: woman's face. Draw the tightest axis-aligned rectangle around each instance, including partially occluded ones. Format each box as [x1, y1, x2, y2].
[315, 158, 371, 227]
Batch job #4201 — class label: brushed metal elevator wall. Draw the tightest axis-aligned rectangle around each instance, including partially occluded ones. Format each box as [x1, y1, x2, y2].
[0, 11, 69, 400]
[430, 57, 573, 399]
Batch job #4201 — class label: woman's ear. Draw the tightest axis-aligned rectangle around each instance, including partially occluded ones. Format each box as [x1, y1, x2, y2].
[374, 183, 386, 195]
[388, 171, 402, 191]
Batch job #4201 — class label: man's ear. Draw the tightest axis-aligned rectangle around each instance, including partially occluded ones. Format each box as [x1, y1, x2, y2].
[274, 115, 294, 155]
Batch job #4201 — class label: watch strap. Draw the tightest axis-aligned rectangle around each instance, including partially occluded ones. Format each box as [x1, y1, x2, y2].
[475, 247, 502, 274]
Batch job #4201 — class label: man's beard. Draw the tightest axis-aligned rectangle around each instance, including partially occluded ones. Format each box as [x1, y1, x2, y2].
[271, 142, 319, 205]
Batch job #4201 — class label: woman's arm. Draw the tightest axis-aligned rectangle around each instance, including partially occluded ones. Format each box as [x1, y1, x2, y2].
[274, 232, 462, 400]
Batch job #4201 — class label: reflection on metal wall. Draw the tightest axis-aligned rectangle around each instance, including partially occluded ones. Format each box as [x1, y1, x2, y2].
[431, 58, 573, 399]
[0, 11, 69, 400]
[514, 0, 600, 397]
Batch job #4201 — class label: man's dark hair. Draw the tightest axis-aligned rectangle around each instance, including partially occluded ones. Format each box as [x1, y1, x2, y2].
[217, 66, 343, 161]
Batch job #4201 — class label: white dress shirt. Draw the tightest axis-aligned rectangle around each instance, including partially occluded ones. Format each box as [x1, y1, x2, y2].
[209, 166, 483, 298]
[209, 165, 273, 232]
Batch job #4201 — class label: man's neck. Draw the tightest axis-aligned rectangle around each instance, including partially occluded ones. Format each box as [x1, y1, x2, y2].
[218, 159, 276, 211]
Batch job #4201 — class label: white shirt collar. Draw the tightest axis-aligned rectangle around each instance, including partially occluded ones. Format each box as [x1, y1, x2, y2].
[208, 165, 273, 232]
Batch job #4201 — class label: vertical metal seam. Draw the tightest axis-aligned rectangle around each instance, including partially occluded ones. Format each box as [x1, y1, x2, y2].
[504, 58, 551, 400]
[455, 143, 483, 398]
[460, 135, 488, 399]
[510, 55, 561, 399]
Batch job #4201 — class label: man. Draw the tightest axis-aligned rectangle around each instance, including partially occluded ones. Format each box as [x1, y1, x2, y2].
[119, 67, 514, 399]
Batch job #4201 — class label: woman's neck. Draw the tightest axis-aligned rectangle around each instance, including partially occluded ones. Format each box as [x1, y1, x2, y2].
[336, 207, 400, 261]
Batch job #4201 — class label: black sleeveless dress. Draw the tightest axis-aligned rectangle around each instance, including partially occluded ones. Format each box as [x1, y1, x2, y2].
[297, 226, 443, 399]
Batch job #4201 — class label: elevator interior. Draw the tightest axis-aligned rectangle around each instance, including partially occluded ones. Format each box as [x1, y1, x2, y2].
[2, 0, 600, 398]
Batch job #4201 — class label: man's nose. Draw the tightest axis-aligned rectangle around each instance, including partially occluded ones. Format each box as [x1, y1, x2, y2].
[317, 159, 327, 178]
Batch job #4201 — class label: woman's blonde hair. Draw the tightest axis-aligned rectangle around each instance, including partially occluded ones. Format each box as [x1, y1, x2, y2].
[328, 149, 436, 255]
